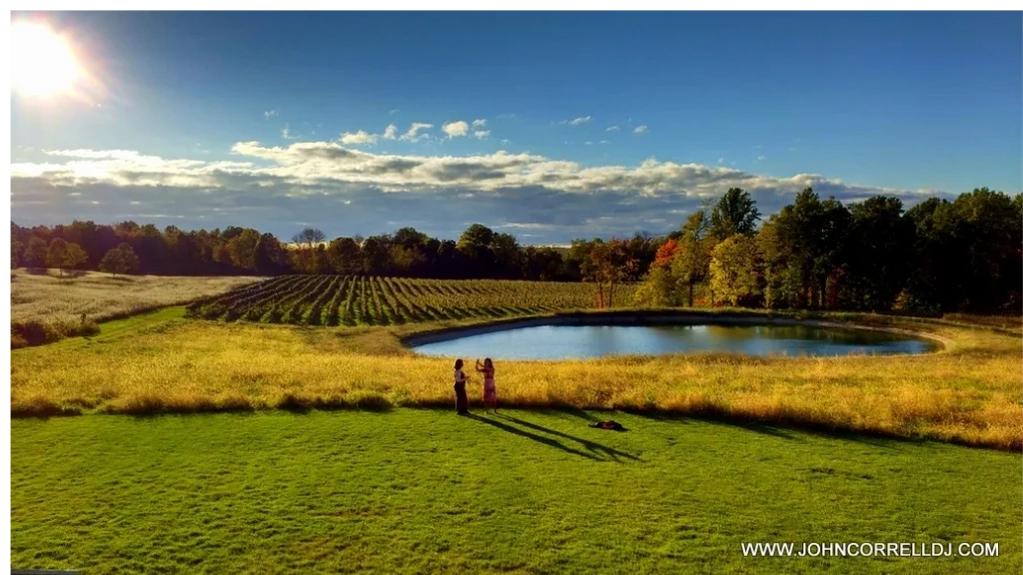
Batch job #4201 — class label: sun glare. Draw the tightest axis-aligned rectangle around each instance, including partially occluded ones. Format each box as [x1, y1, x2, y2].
[11, 22, 83, 98]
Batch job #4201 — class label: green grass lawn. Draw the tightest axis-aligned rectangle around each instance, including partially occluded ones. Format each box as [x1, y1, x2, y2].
[12, 409, 1020, 574]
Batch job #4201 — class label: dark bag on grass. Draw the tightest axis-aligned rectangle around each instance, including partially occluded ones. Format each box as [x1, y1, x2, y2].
[590, 420, 624, 431]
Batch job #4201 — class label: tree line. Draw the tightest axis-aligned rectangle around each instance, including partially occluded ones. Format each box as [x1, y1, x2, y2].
[9, 220, 658, 284]
[636, 186, 1021, 314]
[10, 185, 1020, 313]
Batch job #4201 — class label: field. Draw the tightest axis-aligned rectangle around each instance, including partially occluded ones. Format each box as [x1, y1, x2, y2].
[12, 410, 1021, 574]
[10, 278, 1023, 573]
[10, 269, 262, 347]
[11, 305, 1023, 449]
[184, 275, 637, 326]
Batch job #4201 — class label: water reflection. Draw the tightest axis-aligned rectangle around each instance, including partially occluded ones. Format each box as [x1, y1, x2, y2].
[411, 323, 938, 360]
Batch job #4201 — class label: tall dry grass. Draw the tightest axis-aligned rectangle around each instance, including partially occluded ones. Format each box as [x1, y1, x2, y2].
[10, 313, 1022, 450]
[10, 269, 262, 347]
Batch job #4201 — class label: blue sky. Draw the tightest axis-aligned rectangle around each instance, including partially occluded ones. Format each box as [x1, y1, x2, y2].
[11, 11, 1022, 244]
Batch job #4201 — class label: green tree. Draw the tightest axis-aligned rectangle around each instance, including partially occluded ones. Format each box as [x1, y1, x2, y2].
[24, 236, 48, 268]
[710, 188, 760, 240]
[389, 244, 425, 274]
[947, 188, 1022, 312]
[457, 224, 497, 275]
[254, 233, 288, 275]
[670, 211, 713, 306]
[227, 229, 261, 271]
[771, 188, 850, 309]
[361, 235, 393, 275]
[47, 239, 88, 277]
[326, 237, 362, 275]
[633, 264, 683, 307]
[709, 235, 763, 307]
[842, 196, 914, 311]
[11, 239, 22, 269]
[756, 217, 786, 309]
[99, 243, 141, 277]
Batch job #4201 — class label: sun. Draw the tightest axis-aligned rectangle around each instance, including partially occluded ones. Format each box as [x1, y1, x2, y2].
[10, 22, 83, 98]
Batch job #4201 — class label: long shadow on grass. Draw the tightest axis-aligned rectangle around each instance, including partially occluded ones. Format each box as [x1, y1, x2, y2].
[629, 411, 906, 450]
[465, 414, 606, 462]
[539, 405, 601, 422]
[632, 411, 796, 440]
[496, 414, 642, 463]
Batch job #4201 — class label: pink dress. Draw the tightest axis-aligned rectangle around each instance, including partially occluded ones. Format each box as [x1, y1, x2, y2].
[482, 368, 496, 402]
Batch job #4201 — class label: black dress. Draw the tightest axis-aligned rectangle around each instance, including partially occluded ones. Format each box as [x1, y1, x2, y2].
[454, 370, 468, 414]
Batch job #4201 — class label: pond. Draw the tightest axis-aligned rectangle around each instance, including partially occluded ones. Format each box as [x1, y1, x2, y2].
[408, 323, 940, 360]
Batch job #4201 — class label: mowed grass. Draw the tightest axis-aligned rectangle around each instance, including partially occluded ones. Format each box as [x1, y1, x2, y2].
[10, 269, 262, 346]
[11, 410, 1021, 574]
[10, 310, 1023, 449]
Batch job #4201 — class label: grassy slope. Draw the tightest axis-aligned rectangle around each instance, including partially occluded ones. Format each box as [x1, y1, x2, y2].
[12, 410, 1020, 574]
[10, 269, 262, 347]
[11, 310, 1022, 448]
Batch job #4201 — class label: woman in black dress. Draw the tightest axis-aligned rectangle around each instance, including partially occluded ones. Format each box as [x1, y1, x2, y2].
[453, 359, 469, 415]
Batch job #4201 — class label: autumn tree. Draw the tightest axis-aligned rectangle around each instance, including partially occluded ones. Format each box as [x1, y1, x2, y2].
[581, 239, 638, 308]
[709, 235, 763, 306]
[46, 238, 88, 277]
[653, 238, 680, 268]
[99, 243, 141, 277]
[290, 228, 326, 274]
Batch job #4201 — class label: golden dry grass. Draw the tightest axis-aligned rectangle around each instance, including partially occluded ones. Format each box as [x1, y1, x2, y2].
[10, 311, 1022, 450]
[10, 269, 262, 346]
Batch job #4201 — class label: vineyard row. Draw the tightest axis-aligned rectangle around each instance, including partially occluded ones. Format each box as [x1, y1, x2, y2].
[185, 275, 637, 327]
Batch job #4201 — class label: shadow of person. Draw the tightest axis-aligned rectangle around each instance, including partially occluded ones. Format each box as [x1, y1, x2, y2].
[496, 415, 642, 462]
[465, 413, 602, 461]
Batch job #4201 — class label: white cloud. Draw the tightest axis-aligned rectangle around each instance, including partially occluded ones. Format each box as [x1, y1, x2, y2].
[585, 141, 593, 146]
[606, 125, 620, 132]
[562, 116, 592, 126]
[500, 139, 511, 145]
[473, 130, 490, 140]
[633, 125, 648, 134]
[472, 119, 486, 128]
[382, 124, 398, 140]
[400, 123, 433, 142]
[718, 157, 726, 164]
[600, 140, 610, 145]
[16, 142, 931, 205]
[389, 109, 401, 115]
[340, 130, 378, 145]
[281, 125, 296, 140]
[264, 109, 278, 119]
[757, 155, 767, 161]
[442, 121, 470, 138]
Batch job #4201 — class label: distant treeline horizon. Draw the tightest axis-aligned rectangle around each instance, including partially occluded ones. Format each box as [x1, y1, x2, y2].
[10, 186, 1022, 314]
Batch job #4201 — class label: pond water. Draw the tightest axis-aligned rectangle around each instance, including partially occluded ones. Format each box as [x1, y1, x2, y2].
[409, 323, 939, 360]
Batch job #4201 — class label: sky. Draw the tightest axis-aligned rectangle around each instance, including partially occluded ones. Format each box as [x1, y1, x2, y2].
[10, 11, 1022, 245]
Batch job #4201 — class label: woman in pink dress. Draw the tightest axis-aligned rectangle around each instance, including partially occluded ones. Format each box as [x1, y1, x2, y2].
[475, 358, 497, 414]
